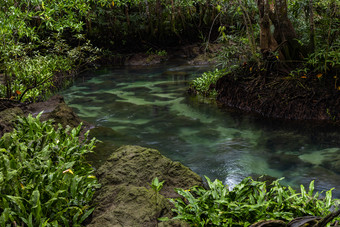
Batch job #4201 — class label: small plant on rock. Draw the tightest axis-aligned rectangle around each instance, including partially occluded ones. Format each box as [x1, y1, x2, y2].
[150, 177, 166, 225]
[150, 177, 165, 206]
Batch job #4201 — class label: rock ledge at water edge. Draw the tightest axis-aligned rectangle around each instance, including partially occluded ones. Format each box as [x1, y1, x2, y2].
[87, 145, 203, 227]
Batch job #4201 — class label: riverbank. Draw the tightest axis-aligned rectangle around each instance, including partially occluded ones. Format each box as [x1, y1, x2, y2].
[0, 95, 92, 138]
[214, 62, 340, 123]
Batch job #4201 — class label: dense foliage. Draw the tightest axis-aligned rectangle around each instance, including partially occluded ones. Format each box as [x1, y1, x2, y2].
[0, 113, 100, 226]
[0, 0, 105, 102]
[216, 0, 339, 69]
[88, 0, 222, 50]
[190, 0, 339, 99]
[171, 176, 340, 226]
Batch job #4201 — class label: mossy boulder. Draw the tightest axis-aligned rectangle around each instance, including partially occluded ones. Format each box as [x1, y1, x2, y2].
[87, 145, 203, 227]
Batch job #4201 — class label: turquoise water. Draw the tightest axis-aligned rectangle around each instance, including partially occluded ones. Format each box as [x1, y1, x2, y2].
[61, 62, 340, 196]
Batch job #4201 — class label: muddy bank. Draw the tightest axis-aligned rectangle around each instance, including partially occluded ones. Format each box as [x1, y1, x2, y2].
[215, 67, 340, 122]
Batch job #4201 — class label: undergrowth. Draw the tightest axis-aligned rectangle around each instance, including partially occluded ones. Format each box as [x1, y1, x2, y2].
[191, 69, 225, 97]
[170, 176, 340, 226]
[0, 113, 100, 226]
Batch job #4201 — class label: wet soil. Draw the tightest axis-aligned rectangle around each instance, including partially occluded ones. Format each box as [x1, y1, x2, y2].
[215, 62, 340, 123]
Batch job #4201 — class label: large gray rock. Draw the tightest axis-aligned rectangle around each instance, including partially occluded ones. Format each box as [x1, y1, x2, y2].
[87, 145, 203, 227]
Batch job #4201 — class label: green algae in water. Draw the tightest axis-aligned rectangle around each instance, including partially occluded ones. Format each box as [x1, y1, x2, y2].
[61, 64, 340, 197]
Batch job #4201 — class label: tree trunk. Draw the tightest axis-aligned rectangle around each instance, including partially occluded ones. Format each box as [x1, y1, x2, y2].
[269, 0, 297, 44]
[155, 0, 162, 38]
[308, 0, 316, 52]
[125, 5, 130, 27]
[170, 0, 175, 32]
[145, 0, 153, 35]
[257, 0, 304, 62]
[257, 0, 278, 52]
[238, 0, 257, 59]
[4, 73, 11, 99]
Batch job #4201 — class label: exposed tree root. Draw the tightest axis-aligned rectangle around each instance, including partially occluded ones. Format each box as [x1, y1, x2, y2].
[215, 63, 339, 122]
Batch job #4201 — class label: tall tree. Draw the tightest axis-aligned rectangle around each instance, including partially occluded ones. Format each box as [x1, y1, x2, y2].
[257, 0, 278, 53]
[257, 0, 303, 62]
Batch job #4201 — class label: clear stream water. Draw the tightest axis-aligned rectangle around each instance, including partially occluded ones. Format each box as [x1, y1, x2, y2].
[61, 61, 340, 196]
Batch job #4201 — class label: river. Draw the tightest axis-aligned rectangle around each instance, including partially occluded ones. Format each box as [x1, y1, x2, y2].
[61, 61, 340, 196]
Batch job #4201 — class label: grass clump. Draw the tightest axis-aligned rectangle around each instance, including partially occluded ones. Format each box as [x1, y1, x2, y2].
[170, 176, 340, 226]
[0, 113, 100, 226]
[191, 69, 225, 97]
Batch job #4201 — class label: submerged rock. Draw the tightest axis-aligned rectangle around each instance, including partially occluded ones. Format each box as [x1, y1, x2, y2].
[298, 148, 340, 174]
[87, 145, 202, 226]
[320, 148, 340, 174]
[267, 153, 310, 171]
[256, 131, 309, 152]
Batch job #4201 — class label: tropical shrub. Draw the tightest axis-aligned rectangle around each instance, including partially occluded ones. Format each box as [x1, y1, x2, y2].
[0, 113, 100, 226]
[1, 55, 72, 102]
[191, 69, 225, 97]
[170, 176, 340, 226]
[307, 45, 340, 74]
[0, 0, 104, 102]
[216, 34, 253, 69]
[146, 49, 168, 57]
